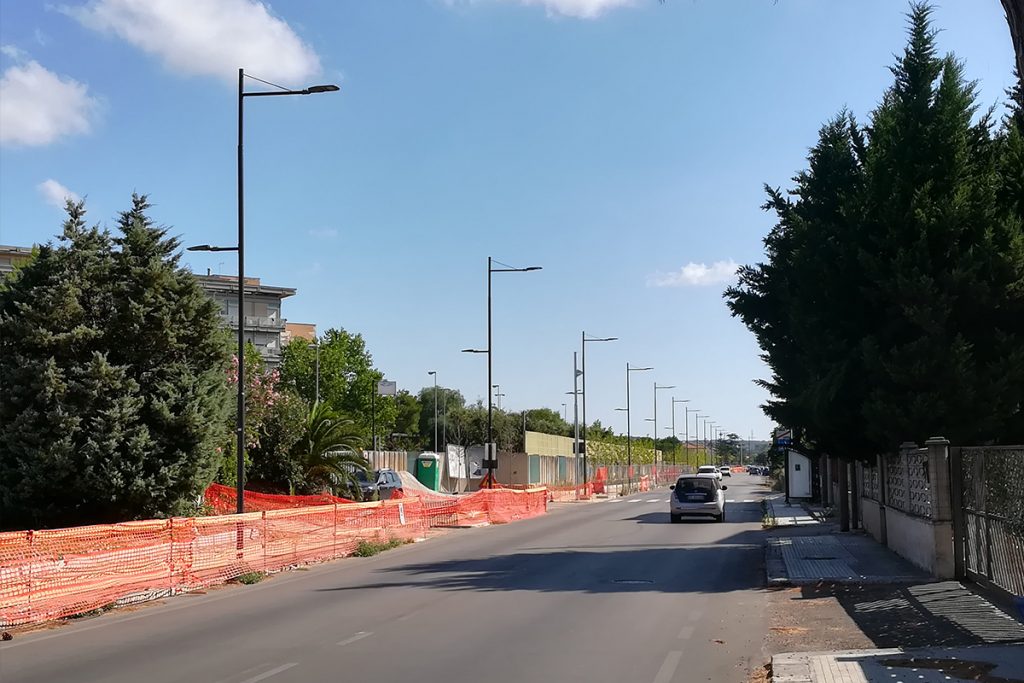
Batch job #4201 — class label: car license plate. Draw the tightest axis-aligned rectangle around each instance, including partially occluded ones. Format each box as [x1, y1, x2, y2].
[686, 494, 706, 502]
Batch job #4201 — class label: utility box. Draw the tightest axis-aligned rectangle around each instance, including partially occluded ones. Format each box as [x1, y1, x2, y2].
[415, 452, 441, 491]
[787, 450, 813, 499]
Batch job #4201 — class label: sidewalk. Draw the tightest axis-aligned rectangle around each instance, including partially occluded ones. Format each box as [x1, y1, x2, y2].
[772, 644, 1024, 683]
[765, 496, 821, 527]
[763, 499, 1024, 682]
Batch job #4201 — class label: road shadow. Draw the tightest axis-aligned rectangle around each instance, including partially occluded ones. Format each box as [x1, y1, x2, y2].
[797, 581, 1024, 647]
[315, 532, 768, 596]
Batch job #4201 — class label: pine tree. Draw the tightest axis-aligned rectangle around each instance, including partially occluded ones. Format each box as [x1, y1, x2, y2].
[0, 197, 231, 529]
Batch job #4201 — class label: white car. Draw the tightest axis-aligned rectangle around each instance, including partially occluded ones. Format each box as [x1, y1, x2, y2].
[719, 466, 732, 477]
[697, 464, 722, 480]
[670, 474, 728, 522]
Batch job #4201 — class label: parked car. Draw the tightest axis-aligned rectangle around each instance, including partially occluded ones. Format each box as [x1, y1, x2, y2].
[697, 464, 722, 480]
[669, 474, 728, 523]
[719, 466, 732, 477]
[375, 468, 403, 500]
[355, 468, 404, 501]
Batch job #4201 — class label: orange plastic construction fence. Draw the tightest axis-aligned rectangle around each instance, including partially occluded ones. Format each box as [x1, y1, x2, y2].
[0, 499, 426, 627]
[0, 488, 548, 627]
[204, 483, 355, 514]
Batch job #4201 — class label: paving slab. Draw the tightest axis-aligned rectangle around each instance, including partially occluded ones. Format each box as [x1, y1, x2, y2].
[772, 644, 1024, 683]
[767, 534, 927, 585]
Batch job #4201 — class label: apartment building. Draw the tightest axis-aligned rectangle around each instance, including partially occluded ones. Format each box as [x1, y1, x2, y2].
[194, 274, 297, 367]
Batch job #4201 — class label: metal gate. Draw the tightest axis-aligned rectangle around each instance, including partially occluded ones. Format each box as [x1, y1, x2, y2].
[951, 446, 1024, 598]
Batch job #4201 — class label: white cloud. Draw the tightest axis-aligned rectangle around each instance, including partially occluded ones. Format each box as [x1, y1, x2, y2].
[37, 179, 81, 207]
[450, 0, 634, 19]
[307, 228, 338, 239]
[1, 44, 29, 60]
[0, 59, 100, 147]
[648, 260, 740, 287]
[67, 0, 322, 86]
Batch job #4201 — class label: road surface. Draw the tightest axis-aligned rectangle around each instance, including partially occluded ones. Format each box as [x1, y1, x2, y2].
[1, 475, 773, 683]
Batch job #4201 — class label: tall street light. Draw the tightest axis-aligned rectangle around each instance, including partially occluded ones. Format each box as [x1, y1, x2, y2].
[188, 69, 338, 515]
[492, 384, 502, 411]
[653, 382, 675, 474]
[685, 405, 698, 470]
[428, 371, 438, 453]
[708, 421, 717, 463]
[462, 256, 541, 488]
[694, 414, 707, 465]
[308, 340, 320, 404]
[671, 397, 689, 468]
[580, 332, 616, 486]
[625, 363, 653, 493]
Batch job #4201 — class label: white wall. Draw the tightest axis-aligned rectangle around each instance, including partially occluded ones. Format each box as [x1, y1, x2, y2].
[861, 497, 885, 543]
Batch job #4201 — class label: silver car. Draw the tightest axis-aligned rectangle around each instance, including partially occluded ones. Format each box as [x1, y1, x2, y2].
[669, 474, 728, 523]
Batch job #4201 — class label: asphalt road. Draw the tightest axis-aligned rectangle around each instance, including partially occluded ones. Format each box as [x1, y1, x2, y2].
[1, 474, 774, 683]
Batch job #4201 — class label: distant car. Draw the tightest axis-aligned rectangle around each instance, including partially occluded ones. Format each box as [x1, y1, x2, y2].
[697, 464, 722, 480]
[670, 474, 728, 523]
[375, 468, 403, 500]
[719, 466, 732, 477]
[354, 468, 403, 501]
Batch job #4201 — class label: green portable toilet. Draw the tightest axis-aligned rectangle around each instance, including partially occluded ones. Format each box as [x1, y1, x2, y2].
[415, 452, 441, 491]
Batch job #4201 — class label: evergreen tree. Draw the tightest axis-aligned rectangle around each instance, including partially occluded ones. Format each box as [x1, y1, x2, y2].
[726, 4, 1024, 457]
[0, 197, 231, 529]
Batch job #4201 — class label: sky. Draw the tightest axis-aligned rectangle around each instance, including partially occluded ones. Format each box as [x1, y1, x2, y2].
[0, 0, 1015, 445]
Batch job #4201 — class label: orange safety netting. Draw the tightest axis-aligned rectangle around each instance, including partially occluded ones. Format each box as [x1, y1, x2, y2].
[0, 499, 427, 627]
[204, 483, 355, 514]
[1, 487, 548, 627]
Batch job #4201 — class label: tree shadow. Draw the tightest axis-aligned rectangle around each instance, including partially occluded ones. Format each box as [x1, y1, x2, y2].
[798, 581, 1024, 648]
[315, 532, 768, 596]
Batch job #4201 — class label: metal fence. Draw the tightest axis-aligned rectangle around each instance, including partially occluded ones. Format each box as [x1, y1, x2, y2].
[951, 446, 1024, 598]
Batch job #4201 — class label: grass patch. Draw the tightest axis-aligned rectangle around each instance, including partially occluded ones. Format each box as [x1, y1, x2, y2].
[352, 538, 405, 557]
[233, 571, 265, 585]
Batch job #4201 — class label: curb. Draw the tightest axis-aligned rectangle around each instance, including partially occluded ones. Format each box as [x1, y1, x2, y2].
[765, 539, 790, 586]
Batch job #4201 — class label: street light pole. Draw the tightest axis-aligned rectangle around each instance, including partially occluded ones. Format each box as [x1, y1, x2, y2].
[694, 414, 707, 465]
[581, 332, 617, 486]
[572, 352, 580, 486]
[428, 371, 438, 452]
[654, 382, 675, 475]
[190, 69, 338, 515]
[671, 398, 689, 469]
[463, 257, 540, 488]
[308, 341, 320, 404]
[685, 406, 697, 470]
[626, 363, 653, 493]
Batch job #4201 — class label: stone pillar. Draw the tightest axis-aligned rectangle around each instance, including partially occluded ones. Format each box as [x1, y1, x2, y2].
[925, 436, 954, 578]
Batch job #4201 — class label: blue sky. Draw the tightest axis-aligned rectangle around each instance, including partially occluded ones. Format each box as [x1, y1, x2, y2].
[0, 0, 1015, 444]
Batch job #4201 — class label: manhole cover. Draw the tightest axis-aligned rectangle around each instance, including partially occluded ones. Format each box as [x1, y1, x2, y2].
[613, 579, 654, 584]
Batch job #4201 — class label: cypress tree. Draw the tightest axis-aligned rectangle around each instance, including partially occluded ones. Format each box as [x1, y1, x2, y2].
[0, 196, 231, 529]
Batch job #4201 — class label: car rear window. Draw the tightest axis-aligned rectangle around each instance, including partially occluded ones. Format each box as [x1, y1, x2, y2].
[675, 478, 716, 501]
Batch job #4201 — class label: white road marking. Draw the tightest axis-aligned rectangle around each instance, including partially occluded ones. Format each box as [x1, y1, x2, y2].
[337, 631, 372, 646]
[677, 624, 695, 640]
[653, 650, 683, 683]
[743, 499, 755, 503]
[609, 499, 622, 503]
[240, 663, 298, 683]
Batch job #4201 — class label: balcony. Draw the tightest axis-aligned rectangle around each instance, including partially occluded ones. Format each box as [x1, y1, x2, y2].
[222, 315, 285, 330]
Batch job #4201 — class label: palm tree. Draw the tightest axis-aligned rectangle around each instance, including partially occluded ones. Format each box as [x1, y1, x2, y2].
[291, 401, 368, 496]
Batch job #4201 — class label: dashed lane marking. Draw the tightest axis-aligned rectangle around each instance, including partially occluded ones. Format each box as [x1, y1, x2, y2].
[652, 651, 683, 683]
[240, 663, 298, 683]
[337, 631, 372, 647]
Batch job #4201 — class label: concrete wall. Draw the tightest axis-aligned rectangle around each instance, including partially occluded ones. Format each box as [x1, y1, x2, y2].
[861, 497, 885, 544]
[885, 508, 937, 574]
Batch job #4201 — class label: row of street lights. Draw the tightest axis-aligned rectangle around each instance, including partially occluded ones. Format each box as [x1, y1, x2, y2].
[193, 69, 733, 509]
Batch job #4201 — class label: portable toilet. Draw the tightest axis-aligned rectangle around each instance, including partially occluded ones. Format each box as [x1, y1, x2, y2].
[415, 452, 441, 491]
